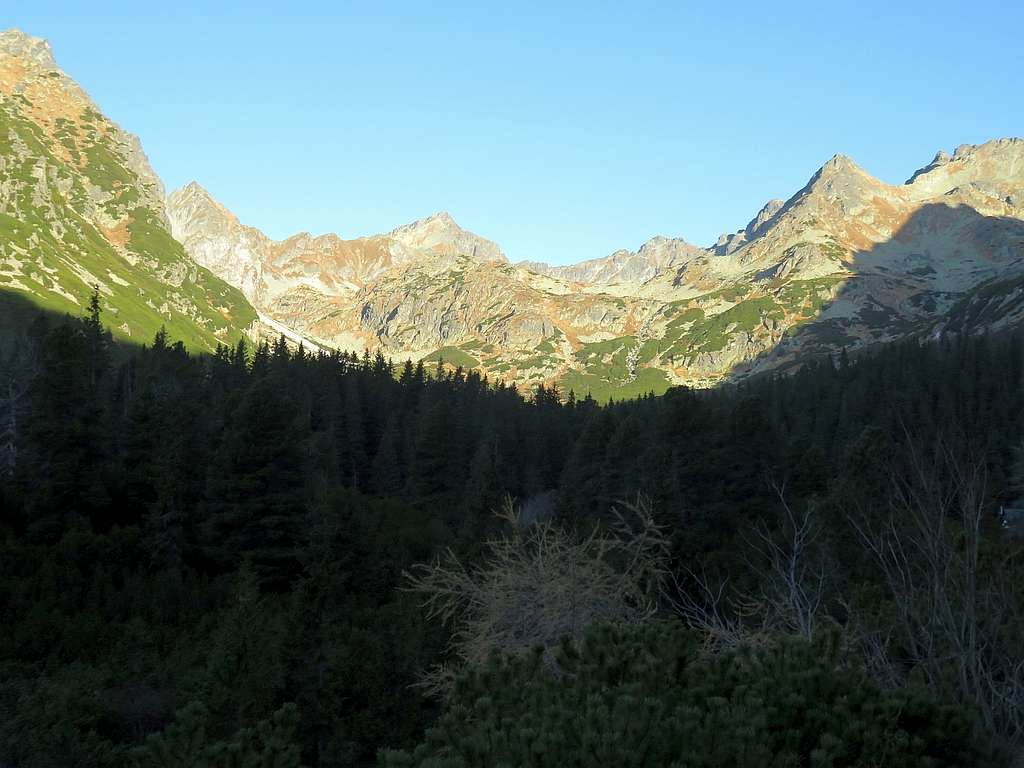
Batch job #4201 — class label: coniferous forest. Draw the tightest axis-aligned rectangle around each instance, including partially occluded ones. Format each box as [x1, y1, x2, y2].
[2, 296, 1024, 767]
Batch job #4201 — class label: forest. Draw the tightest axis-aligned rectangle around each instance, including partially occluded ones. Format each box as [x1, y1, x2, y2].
[1, 293, 1023, 767]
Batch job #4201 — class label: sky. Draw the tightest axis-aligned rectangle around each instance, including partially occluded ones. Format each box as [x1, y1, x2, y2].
[8, 1, 1023, 264]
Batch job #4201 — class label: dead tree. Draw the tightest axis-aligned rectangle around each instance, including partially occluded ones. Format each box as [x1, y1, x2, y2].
[670, 482, 826, 648]
[405, 495, 669, 695]
[740, 484, 826, 642]
[848, 436, 1024, 751]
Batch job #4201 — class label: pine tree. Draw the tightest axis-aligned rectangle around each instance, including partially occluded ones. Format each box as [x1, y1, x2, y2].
[336, 376, 369, 489]
[21, 319, 112, 536]
[202, 377, 310, 585]
[370, 417, 404, 494]
[408, 398, 457, 501]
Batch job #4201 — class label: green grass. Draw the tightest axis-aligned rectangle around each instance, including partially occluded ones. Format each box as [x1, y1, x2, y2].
[775, 276, 843, 311]
[534, 328, 564, 354]
[559, 367, 670, 402]
[574, 335, 632, 362]
[660, 296, 783, 358]
[701, 282, 752, 303]
[0, 99, 257, 351]
[83, 139, 136, 193]
[421, 346, 480, 369]
[515, 355, 559, 371]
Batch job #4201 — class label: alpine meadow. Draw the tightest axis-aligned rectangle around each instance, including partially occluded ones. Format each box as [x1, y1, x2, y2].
[2, 8, 1024, 767]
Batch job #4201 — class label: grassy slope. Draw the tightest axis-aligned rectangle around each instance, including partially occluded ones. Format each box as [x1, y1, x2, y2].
[558, 276, 847, 400]
[0, 95, 255, 350]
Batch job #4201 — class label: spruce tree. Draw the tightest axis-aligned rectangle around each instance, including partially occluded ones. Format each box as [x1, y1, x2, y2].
[202, 376, 310, 585]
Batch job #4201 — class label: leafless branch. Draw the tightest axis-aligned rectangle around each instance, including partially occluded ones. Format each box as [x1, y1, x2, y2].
[404, 494, 669, 696]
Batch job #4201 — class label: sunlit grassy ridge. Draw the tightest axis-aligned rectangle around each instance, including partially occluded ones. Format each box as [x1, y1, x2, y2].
[0, 95, 256, 349]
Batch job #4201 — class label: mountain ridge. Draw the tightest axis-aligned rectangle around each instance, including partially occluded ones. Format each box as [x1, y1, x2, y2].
[167, 137, 1024, 398]
[3, 28, 1024, 399]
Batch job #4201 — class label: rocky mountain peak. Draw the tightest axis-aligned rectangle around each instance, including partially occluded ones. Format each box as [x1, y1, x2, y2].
[0, 30, 257, 350]
[389, 210, 459, 236]
[713, 199, 787, 256]
[168, 182, 240, 230]
[782, 152, 881, 215]
[388, 211, 506, 263]
[0, 29, 57, 72]
[906, 149, 953, 185]
[904, 138, 1024, 200]
[0, 28, 168, 218]
[815, 153, 867, 180]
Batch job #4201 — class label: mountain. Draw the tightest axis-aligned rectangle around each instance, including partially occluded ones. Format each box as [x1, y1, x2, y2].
[169, 140, 1024, 398]
[165, 184, 515, 348]
[0, 29, 256, 349]
[5, 28, 1022, 393]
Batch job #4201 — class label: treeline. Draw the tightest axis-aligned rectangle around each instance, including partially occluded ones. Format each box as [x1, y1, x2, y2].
[1, 296, 1023, 765]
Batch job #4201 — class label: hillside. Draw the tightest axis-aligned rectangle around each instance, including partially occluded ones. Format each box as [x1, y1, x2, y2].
[0, 29, 256, 350]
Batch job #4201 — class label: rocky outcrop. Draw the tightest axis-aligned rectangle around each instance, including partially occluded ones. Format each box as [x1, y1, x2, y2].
[521, 235, 704, 286]
[714, 199, 786, 256]
[387, 211, 506, 264]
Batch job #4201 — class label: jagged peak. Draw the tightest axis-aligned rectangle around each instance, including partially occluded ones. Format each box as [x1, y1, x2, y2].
[390, 210, 460, 234]
[905, 138, 1024, 187]
[428, 210, 456, 224]
[952, 137, 1024, 159]
[168, 182, 239, 226]
[177, 180, 214, 199]
[170, 181, 219, 207]
[816, 153, 867, 178]
[906, 149, 953, 185]
[636, 234, 701, 256]
[782, 152, 882, 207]
[0, 29, 58, 71]
[386, 211, 507, 262]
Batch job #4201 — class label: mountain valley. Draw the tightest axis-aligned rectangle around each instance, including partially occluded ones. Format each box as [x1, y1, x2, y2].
[2, 28, 1023, 400]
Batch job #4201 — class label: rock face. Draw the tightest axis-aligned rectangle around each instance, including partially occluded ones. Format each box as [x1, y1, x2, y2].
[0, 29, 256, 349]
[387, 211, 506, 264]
[519, 236, 704, 286]
[169, 137, 1024, 397]
[166, 184, 518, 352]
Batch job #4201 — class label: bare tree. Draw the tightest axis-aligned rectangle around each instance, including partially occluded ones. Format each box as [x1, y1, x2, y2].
[670, 482, 826, 648]
[405, 495, 669, 695]
[668, 565, 750, 652]
[847, 436, 1024, 751]
[740, 484, 826, 642]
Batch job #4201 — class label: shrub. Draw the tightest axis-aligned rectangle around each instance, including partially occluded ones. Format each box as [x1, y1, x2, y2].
[382, 622, 998, 767]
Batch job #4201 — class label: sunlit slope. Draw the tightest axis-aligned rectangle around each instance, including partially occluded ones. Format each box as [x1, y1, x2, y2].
[0, 30, 255, 349]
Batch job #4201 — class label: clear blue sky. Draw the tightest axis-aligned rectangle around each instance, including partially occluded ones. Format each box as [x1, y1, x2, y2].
[9, 1, 1022, 264]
